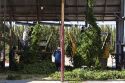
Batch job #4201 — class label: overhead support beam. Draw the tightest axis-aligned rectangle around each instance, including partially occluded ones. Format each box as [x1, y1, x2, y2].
[0, 15, 117, 21]
[0, 4, 120, 8]
[0, 12, 120, 16]
[15, 21, 73, 27]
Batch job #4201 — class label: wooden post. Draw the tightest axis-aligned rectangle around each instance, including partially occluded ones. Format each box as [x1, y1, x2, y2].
[60, 0, 65, 82]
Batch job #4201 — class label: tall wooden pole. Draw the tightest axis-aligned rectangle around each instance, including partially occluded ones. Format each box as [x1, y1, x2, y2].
[60, 0, 65, 82]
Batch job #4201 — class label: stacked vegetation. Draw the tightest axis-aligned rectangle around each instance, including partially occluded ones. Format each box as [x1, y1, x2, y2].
[74, 0, 102, 68]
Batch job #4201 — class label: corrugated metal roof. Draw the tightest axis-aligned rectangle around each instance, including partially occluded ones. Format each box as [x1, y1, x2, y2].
[0, 0, 120, 21]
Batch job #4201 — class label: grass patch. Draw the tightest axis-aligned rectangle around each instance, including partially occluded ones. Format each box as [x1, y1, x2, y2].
[6, 74, 21, 80]
[19, 60, 56, 74]
[50, 69, 125, 81]
[0, 60, 56, 80]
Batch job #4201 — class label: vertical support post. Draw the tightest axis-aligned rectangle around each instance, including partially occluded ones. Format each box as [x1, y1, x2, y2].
[36, 0, 40, 23]
[116, 19, 121, 69]
[120, 0, 124, 44]
[121, 0, 125, 69]
[9, 21, 12, 50]
[60, 0, 65, 82]
[3, 0, 7, 68]
[115, 0, 125, 69]
[8, 0, 13, 51]
[85, 0, 88, 27]
[123, 0, 125, 69]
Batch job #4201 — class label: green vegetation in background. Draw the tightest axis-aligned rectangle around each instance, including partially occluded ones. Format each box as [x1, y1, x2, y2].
[100, 25, 116, 53]
[19, 23, 60, 64]
[30, 23, 60, 51]
[65, 26, 80, 57]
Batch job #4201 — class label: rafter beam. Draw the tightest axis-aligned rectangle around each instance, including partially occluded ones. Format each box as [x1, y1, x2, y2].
[103, 0, 107, 21]
[0, 4, 120, 8]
